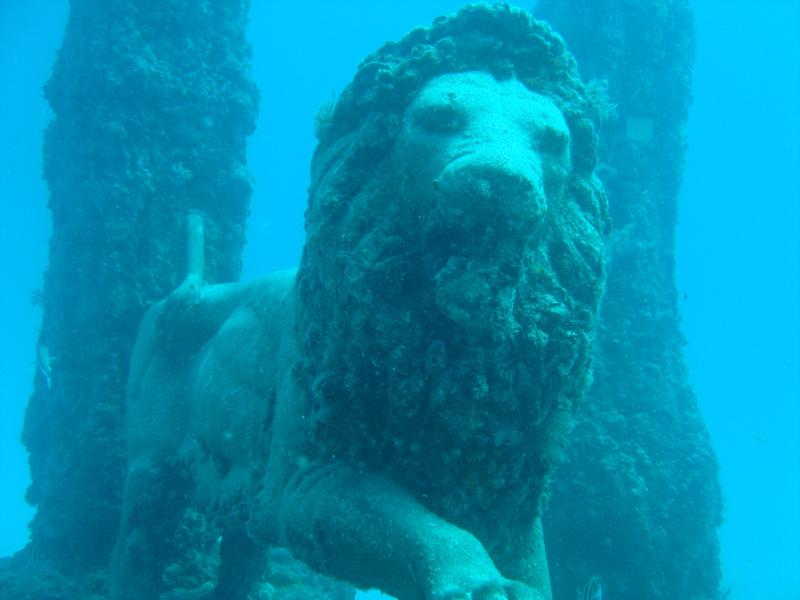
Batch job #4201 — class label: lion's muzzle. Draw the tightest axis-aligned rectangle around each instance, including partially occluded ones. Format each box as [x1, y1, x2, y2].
[433, 154, 548, 236]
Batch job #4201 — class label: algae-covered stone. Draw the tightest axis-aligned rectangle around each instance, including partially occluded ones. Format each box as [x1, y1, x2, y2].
[535, 1, 723, 599]
[23, 0, 258, 578]
[112, 6, 608, 600]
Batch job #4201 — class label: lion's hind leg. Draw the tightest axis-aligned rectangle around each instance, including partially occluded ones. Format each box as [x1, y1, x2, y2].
[212, 527, 267, 600]
[111, 456, 193, 600]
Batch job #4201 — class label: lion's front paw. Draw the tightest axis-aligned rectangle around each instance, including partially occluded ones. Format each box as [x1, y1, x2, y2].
[430, 578, 543, 600]
[423, 532, 544, 600]
[430, 579, 504, 600]
[432, 584, 500, 600]
[502, 579, 546, 600]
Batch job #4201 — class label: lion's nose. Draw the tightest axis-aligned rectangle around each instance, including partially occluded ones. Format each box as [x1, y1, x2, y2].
[433, 159, 547, 227]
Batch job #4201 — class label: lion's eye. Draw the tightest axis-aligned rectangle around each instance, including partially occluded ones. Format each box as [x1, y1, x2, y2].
[413, 104, 467, 134]
[536, 127, 570, 155]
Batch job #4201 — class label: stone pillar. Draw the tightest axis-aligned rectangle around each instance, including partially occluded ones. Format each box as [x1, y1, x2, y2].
[533, 1, 723, 599]
[22, 0, 258, 570]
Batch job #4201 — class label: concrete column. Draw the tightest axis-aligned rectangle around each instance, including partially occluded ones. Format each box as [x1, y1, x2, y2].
[22, 0, 258, 571]
[534, 1, 723, 599]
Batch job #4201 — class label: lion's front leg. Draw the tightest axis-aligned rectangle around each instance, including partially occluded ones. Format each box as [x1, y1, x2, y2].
[274, 464, 543, 600]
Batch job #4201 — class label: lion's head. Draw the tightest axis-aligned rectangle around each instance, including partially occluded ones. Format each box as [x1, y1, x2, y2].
[294, 5, 608, 537]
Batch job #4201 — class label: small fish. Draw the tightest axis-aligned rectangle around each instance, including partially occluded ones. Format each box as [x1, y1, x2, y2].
[581, 575, 602, 600]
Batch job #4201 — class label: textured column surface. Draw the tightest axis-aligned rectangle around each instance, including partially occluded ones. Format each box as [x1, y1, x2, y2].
[22, 0, 258, 570]
[534, 1, 723, 599]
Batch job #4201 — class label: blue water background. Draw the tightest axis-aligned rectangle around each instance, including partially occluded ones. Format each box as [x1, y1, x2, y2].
[0, 2, 797, 598]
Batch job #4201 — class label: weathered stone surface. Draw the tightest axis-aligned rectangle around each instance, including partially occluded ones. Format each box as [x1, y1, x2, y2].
[22, 0, 258, 575]
[534, 1, 723, 599]
[111, 6, 608, 600]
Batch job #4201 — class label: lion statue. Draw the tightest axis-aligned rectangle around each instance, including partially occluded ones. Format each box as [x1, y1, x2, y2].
[111, 5, 609, 600]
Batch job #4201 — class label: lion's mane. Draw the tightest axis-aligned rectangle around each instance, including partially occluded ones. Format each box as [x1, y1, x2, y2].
[294, 5, 609, 542]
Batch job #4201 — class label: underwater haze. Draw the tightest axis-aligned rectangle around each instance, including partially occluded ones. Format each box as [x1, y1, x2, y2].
[0, 1, 797, 599]
[677, 1, 800, 597]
